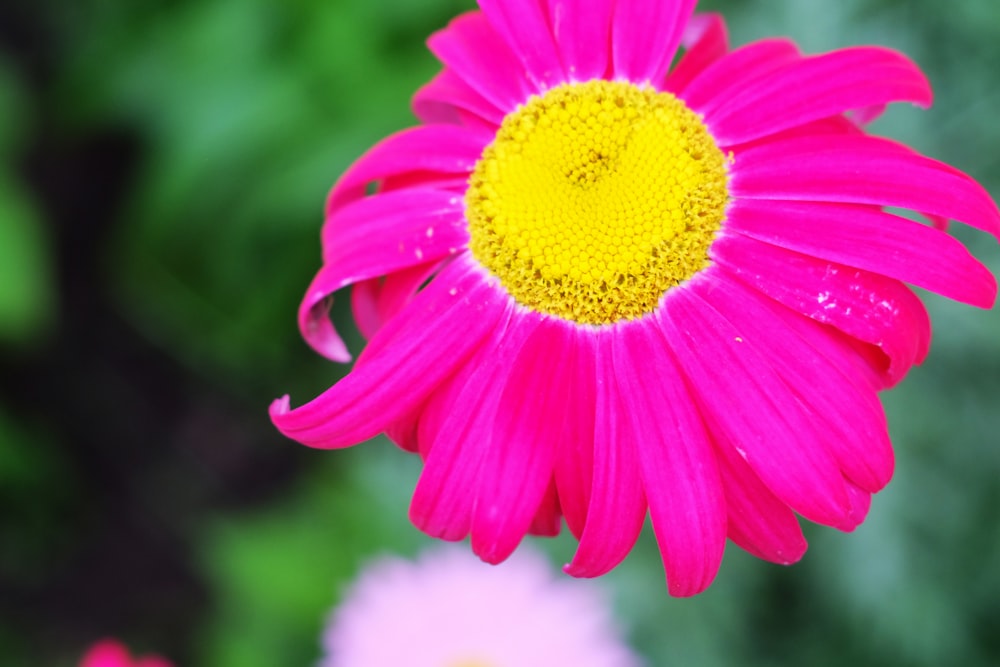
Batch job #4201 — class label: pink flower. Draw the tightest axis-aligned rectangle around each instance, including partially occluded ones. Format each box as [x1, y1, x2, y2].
[271, 0, 999, 596]
[322, 545, 640, 667]
[79, 639, 172, 667]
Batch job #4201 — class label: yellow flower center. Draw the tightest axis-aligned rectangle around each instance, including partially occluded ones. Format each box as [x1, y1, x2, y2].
[465, 80, 729, 325]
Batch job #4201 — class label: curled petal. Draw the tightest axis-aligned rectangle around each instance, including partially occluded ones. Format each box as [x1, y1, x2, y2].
[272, 259, 506, 448]
[301, 189, 467, 360]
[297, 265, 353, 363]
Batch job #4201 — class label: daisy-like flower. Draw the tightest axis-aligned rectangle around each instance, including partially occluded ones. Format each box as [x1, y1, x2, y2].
[79, 639, 172, 667]
[321, 545, 640, 667]
[271, 0, 999, 595]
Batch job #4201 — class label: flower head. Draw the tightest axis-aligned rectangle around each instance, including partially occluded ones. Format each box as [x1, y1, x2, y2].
[79, 639, 172, 667]
[321, 545, 640, 667]
[271, 0, 999, 595]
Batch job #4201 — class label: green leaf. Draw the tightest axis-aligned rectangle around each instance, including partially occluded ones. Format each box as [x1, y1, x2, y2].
[0, 174, 53, 345]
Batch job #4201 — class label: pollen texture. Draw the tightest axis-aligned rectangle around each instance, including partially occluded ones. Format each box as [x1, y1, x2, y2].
[465, 80, 729, 325]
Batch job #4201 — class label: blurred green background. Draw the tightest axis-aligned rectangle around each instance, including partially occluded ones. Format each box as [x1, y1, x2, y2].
[0, 0, 998, 665]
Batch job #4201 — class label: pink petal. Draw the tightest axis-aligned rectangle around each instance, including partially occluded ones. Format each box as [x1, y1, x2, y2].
[710, 231, 931, 386]
[851, 103, 888, 126]
[428, 11, 535, 117]
[763, 113, 860, 139]
[378, 171, 470, 197]
[564, 330, 646, 578]
[737, 128, 962, 231]
[707, 47, 932, 145]
[663, 13, 729, 94]
[323, 189, 468, 265]
[612, 320, 726, 597]
[409, 306, 534, 541]
[80, 641, 173, 667]
[738, 135, 957, 232]
[471, 315, 568, 564]
[553, 327, 597, 540]
[349, 276, 382, 341]
[731, 134, 1000, 237]
[370, 262, 441, 337]
[385, 410, 422, 454]
[681, 38, 801, 117]
[298, 265, 352, 362]
[611, 0, 697, 84]
[350, 261, 439, 341]
[752, 290, 889, 392]
[732, 117, 965, 249]
[726, 199, 997, 308]
[326, 124, 489, 213]
[300, 190, 467, 361]
[732, 135, 965, 246]
[726, 114, 864, 155]
[842, 480, 873, 532]
[271, 259, 506, 449]
[412, 68, 505, 129]
[413, 317, 494, 461]
[680, 11, 727, 48]
[547, 0, 613, 82]
[696, 273, 894, 494]
[410, 403, 485, 541]
[528, 478, 562, 537]
[80, 640, 132, 667]
[712, 427, 807, 565]
[659, 283, 853, 527]
[479, 0, 566, 89]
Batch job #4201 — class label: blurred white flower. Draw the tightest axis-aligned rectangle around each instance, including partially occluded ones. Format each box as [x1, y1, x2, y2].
[321, 545, 641, 667]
